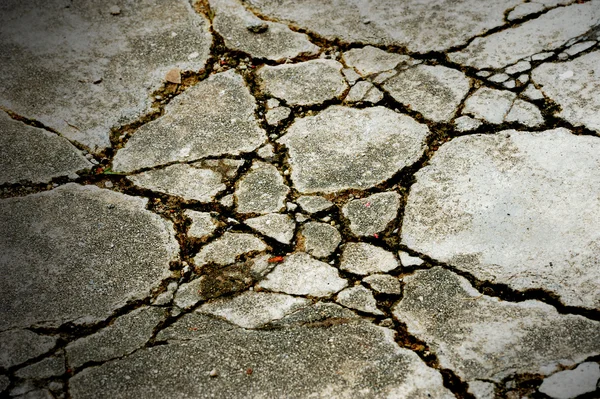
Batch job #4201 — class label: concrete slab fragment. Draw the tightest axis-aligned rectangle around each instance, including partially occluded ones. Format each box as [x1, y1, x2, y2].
[279, 106, 429, 193]
[342, 192, 400, 236]
[539, 362, 600, 399]
[15, 353, 65, 379]
[401, 130, 600, 309]
[112, 71, 266, 172]
[245, 213, 295, 244]
[505, 99, 544, 127]
[345, 81, 383, 103]
[0, 184, 177, 330]
[194, 232, 266, 267]
[299, 222, 342, 258]
[342, 46, 410, 77]
[184, 210, 218, 239]
[296, 196, 333, 214]
[340, 243, 399, 276]
[235, 161, 289, 214]
[335, 286, 383, 315]
[0, 330, 55, 369]
[462, 88, 516, 124]
[363, 274, 402, 295]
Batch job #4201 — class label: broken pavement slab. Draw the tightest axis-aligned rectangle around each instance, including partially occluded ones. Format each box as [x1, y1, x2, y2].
[342, 192, 400, 236]
[335, 285, 384, 316]
[0, 329, 56, 369]
[393, 267, 600, 384]
[538, 362, 600, 399]
[184, 210, 218, 239]
[235, 161, 289, 214]
[298, 222, 342, 258]
[462, 87, 516, 124]
[401, 129, 600, 309]
[0, 184, 178, 330]
[339, 243, 399, 276]
[112, 71, 266, 172]
[279, 106, 429, 193]
[194, 232, 267, 267]
[342, 46, 411, 77]
[0, 0, 212, 152]
[244, 213, 295, 244]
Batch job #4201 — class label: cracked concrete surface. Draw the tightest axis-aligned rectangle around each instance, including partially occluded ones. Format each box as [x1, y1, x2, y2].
[2, 0, 600, 398]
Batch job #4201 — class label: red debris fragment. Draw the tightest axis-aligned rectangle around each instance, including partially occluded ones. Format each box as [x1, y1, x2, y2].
[268, 256, 285, 263]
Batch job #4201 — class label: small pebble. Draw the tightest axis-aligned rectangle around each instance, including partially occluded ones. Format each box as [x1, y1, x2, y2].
[104, 181, 114, 188]
[209, 369, 219, 377]
[109, 5, 121, 15]
[246, 21, 268, 33]
[188, 52, 200, 60]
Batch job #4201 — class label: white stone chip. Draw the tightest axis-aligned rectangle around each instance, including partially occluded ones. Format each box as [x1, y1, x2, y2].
[185, 210, 218, 240]
[505, 60, 532, 75]
[454, 115, 482, 132]
[342, 46, 410, 77]
[522, 84, 545, 101]
[505, 99, 544, 127]
[538, 362, 600, 399]
[340, 243, 399, 276]
[194, 232, 266, 267]
[565, 41, 596, 56]
[488, 73, 509, 83]
[398, 251, 424, 267]
[344, 81, 383, 103]
[245, 213, 295, 244]
[467, 381, 496, 399]
[265, 107, 291, 126]
[336, 286, 383, 315]
[463, 88, 516, 124]
[342, 68, 361, 85]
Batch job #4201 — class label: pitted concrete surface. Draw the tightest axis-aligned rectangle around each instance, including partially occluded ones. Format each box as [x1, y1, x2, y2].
[2, 1, 600, 398]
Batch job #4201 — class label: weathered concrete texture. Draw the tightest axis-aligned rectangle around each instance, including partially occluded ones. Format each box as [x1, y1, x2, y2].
[0, 184, 177, 330]
[194, 232, 266, 267]
[265, 107, 291, 126]
[340, 243, 399, 276]
[258, 253, 347, 297]
[336, 285, 383, 315]
[199, 291, 310, 329]
[363, 274, 402, 295]
[393, 267, 600, 383]
[256, 60, 348, 106]
[235, 161, 289, 214]
[454, 115, 482, 132]
[66, 307, 166, 368]
[279, 106, 429, 193]
[398, 251, 424, 267]
[247, 0, 521, 53]
[0, 0, 212, 151]
[467, 381, 496, 399]
[185, 210, 218, 239]
[0, 112, 91, 184]
[449, 1, 600, 69]
[344, 81, 384, 104]
[299, 222, 342, 258]
[245, 213, 295, 244]
[538, 362, 600, 399]
[0, 329, 55, 369]
[15, 353, 65, 379]
[0, 375, 8, 392]
[505, 99, 544, 127]
[112, 71, 266, 172]
[342, 192, 400, 236]
[401, 129, 600, 309]
[173, 278, 205, 310]
[128, 164, 225, 202]
[70, 315, 453, 399]
[342, 46, 410, 77]
[208, 0, 318, 61]
[532, 51, 600, 133]
[463, 87, 517, 124]
[296, 196, 333, 214]
[383, 65, 471, 122]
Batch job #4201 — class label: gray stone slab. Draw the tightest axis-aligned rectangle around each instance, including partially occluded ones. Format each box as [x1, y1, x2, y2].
[532, 51, 600, 133]
[462, 88, 516, 124]
[467, 381, 496, 399]
[342, 46, 410, 77]
[296, 196, 333, 214]
[265, 107, 291, 126]
[258, 253, 347, 297]
[235, 161, 289, 214]
[344, 81, 383, 103]
[454, 115, 482, 132]
[342, 192, 400, 236]
[299, 222, 342, 258]
[209, 0, 318, 61]
[393, 267, 600, 383]
[279, 106, 428, 193]
[505, 99, 544, 127]
[128, 164, 226, 202]
[247, 0, 521, 53]
[15, 353, 65, 379]
[538, 362, 600, 399]
[70, 317, 453, 398]
[335, 285, 383, 315]
[256, 60, 348, 106]
[15, 389, 54, 399]
[0, 112, 91, 184]
[0, 330, 55, 369]
[0, 0, 211, 152]
[244, 213, 295, 244]
[266, 302, 360, 328]
[0, 184, 177, 330]
[173, 277, 206, 310]
[398, 251, 424, 267]
[194, 232, 266, 267]
[66, 307, 166, 368]
[184, 210, 218, 240]
[383, 65, 471, 122]
[363, 274, 402, 295]
[522, 84, 545, 101]
[449, 1, 600, 69]
[199, 291, 310, 329]
[401, 129, 600, 309]
[339, 243, 399, 276]
[112, 71, 266, 172]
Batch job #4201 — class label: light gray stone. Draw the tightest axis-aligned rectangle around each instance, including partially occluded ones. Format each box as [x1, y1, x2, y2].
[516, 74, 529, 85]
[220, 194, 234, 208]
[398, 251, 424, 267]
[522, 84, 545, 101]
[199, 291, 310, 329]
[245, 213, 295, 244]
[185, 210, 218, 240]
[372, 70, 398, 84]
[247, 0, 522, 53]
[299, 222, 342, 258]
[128, 164, 225, 202]
[454, 115, 482, 132]
[279, 106, 429, 193]
[344, 81, 383, 103]
[383, 65, 471, 122]
[257, 144, 275, 160]
[196, 158, 245, 180]
[532, 51, 600, 133]
[258, 252, 347, 297]
[194, 232, 267, 267]
[265, 107, 291, 125]
[153, 282, 178, 306]
[112, 71, 266, 172]
[16, 389, 54, 399]
[0, 112, 91, 184]
[488, 73, 509, 83]
[340, 243, 399, 276]
[363, 274, 402, 295]
[342, 192, 400, 236]
[336, 285, 383, 315]
[462, 87, 516, 124]
[449, 1, 600, 69]
[0, 184, 177, 330]
[0, 0, 212, 152]
[467, 381, 496, 399]
[66, 307, 165, 368]
[296, 196, 333, 214]
[173, 278, 205, 310]
[0, 330, 55, 369]
[15, 353, 65, 379]
[266, 98, 280, 109]
[531, 51, 555, 61]
[539, 362, 600, 399]
[503, 80, 516, 89]
[209, 0, 318, 61]
[505, 99, 544, 127]
[401, 129, 600, 309]
[342, 46, 410, 77]
[256, 60, 348, 106]
[565, 40, 596, 56]
[235, 161, 289, 214]
[342, 68, 361, 85]
[393, 267, 600, 383]
[507, 2, 545, 21]
[266, 302, 360, 328]
[70, 316, 453, 399]
[505, 61, 532, 75]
